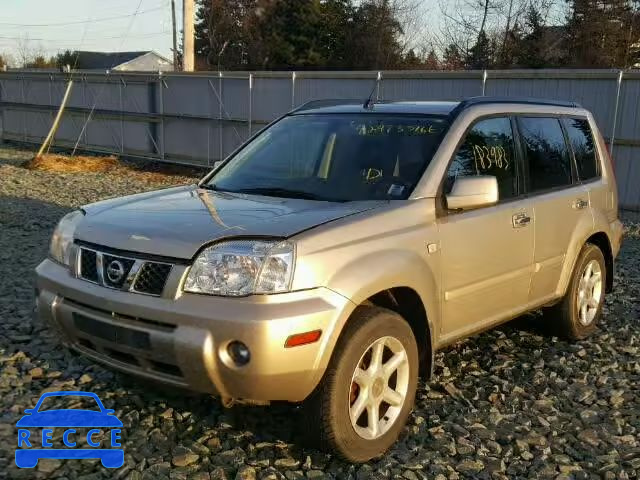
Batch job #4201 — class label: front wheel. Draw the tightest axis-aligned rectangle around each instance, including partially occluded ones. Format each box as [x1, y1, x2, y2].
[305, 307, 419, 462]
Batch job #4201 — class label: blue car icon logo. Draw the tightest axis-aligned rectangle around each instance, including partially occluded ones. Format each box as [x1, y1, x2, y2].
[16, 391, 124, 468]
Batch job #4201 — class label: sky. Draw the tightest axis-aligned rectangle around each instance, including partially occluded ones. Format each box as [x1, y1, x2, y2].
[0, 0, 452, 67]
[0, 0, 180, 64]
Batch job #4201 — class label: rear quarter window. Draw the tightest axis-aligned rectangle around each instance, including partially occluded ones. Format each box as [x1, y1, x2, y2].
[563, 118, 600, 181]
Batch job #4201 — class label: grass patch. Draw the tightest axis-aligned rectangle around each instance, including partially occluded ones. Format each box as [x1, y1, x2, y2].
[26, 153, 119, 173]
[24, 152, 206, 185]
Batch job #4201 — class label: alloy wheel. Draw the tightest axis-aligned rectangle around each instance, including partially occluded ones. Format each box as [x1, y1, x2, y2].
[349, 336, 410, 440]
[577, 259, 603, 326]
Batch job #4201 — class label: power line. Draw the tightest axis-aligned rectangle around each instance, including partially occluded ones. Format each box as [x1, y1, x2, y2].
[0, 31, 169, 43]
[72, 0, 147, 155]
[0, 5, 165, 27]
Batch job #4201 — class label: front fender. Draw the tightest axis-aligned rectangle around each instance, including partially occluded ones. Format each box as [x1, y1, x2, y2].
[324, 249, 440, 362]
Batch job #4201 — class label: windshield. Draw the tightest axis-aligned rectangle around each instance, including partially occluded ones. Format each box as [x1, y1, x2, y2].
[206, 114, 449, 202]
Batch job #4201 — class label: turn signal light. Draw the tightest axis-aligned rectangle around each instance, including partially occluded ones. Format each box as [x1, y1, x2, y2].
[284, 330, 322, 348]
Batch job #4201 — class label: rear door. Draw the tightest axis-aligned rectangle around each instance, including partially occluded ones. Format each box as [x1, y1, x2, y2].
[517, 116, 591, 303]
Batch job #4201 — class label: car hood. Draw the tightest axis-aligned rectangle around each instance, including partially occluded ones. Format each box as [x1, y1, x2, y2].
[77, 185, 385, 259]
[16, 410, 123, 428]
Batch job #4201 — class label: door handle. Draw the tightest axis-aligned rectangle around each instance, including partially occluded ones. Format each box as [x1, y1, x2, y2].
[512, 212, 531, 228]
[573, 198, 589, 210]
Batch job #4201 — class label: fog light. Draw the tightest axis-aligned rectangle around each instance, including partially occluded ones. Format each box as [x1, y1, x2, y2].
[227, 341, 250, 366]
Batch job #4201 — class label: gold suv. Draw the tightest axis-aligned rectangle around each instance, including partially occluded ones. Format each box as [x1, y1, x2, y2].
[36, 97, 623, 461]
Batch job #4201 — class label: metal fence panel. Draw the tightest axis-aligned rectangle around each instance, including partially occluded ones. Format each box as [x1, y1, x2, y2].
[22, 77, 52, 106]
[122, 81, 153, 114]
[3, 108, 26, 139]
[0, 69, 638, 209]
[615, 145, 640, 210]
[164, 117, 209, 164]
[616, 76, 640, 143]
[84, 80, 122, 112]
[294, 76, 378, 105]
[383, 75, 482, 101]
[252, 76, 292, 122]
[0, 77, 22, 103]
[162, 75, 219, 117]
[55, 115, 86, 145]
[86, 118, 125, 149]
[486, 75, 619, 137]
[221, 77, 250, 120]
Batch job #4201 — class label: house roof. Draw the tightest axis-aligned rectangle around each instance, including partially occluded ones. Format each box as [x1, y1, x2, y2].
[74, 51, 158, 70]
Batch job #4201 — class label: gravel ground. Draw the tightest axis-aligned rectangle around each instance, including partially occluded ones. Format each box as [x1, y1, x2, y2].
[1, 144, 639, 480]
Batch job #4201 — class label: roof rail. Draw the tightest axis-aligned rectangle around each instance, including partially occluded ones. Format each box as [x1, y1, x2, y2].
[455, 96, 581, 112]
[292, 98, 365, 113]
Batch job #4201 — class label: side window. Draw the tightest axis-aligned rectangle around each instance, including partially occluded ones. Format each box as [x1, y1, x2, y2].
[518, 117, 572, 192]
[445, 117, 517, 200]
[563, 118, 599, 181]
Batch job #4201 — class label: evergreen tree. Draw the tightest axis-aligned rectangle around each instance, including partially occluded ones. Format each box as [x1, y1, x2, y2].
[343, 0, 405, 69]
[193, 0, 408, 70]
[518, 6, 547, 68]
[467, 30, 492, 69]
[424, 49, 440, 69]
[566, 0, 638, 67]
[55, 50, 78, 70]
[442, 44, 465, 70]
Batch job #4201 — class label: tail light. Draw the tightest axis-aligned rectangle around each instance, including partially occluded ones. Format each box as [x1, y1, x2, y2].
[605, 140, 616, 179]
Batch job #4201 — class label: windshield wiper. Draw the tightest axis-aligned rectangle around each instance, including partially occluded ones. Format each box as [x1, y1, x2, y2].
[199, 184, 232, 192]
[229, 187, 335, 201]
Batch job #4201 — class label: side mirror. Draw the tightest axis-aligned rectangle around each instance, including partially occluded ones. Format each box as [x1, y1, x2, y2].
[446, 176, 498, 210]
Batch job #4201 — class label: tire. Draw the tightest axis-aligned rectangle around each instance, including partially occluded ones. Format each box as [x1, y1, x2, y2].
[304, 306, 419, 463]
[545, 243, 606, 340]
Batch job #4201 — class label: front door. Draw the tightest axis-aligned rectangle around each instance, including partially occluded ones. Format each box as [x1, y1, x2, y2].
[438, 116, 534, 339]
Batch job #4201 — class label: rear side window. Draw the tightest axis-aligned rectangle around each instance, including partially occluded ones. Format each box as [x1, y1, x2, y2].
[445, 117, 517, 200]
[563, 118, 599, 181]
[519, 117, 572, 192]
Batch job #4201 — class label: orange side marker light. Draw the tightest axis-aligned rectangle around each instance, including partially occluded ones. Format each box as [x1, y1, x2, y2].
[284, 330, 322, 348]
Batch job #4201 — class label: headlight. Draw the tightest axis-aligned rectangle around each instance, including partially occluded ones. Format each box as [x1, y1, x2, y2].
[184, 240, 295, 296]
[49, 210, 84, 265]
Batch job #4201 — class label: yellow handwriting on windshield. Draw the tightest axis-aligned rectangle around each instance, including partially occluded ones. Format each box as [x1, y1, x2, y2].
[472, 144, 510, 172]
[353, 123, 438, 136]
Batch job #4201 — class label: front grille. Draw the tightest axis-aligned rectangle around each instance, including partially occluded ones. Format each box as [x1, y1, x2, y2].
[80, 249, 98, 282]
[133, 263, 172, 295]
[102, 254, 135, 288]
[77, 246, 173, 296]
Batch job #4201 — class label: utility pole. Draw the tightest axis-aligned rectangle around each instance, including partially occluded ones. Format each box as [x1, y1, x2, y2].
[171, 0, 179, 71]
[182, 0, 195, 72]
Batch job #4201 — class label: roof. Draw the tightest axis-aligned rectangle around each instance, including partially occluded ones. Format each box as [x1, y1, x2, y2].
[292, 96, 581, 117]
[74, 51, 162, 70]
[292, 101, 461, 116]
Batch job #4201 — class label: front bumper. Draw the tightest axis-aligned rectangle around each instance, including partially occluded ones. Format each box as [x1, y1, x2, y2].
[35, 259, 354, 402]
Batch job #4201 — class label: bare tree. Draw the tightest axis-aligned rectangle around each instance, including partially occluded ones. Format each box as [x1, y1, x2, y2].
[435, 0, 562, 68]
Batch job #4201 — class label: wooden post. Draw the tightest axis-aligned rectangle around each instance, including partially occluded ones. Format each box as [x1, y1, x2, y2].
[171, 0, 179, 71]
[183, 0, 195, 72]
[36, 79, 74, 158]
